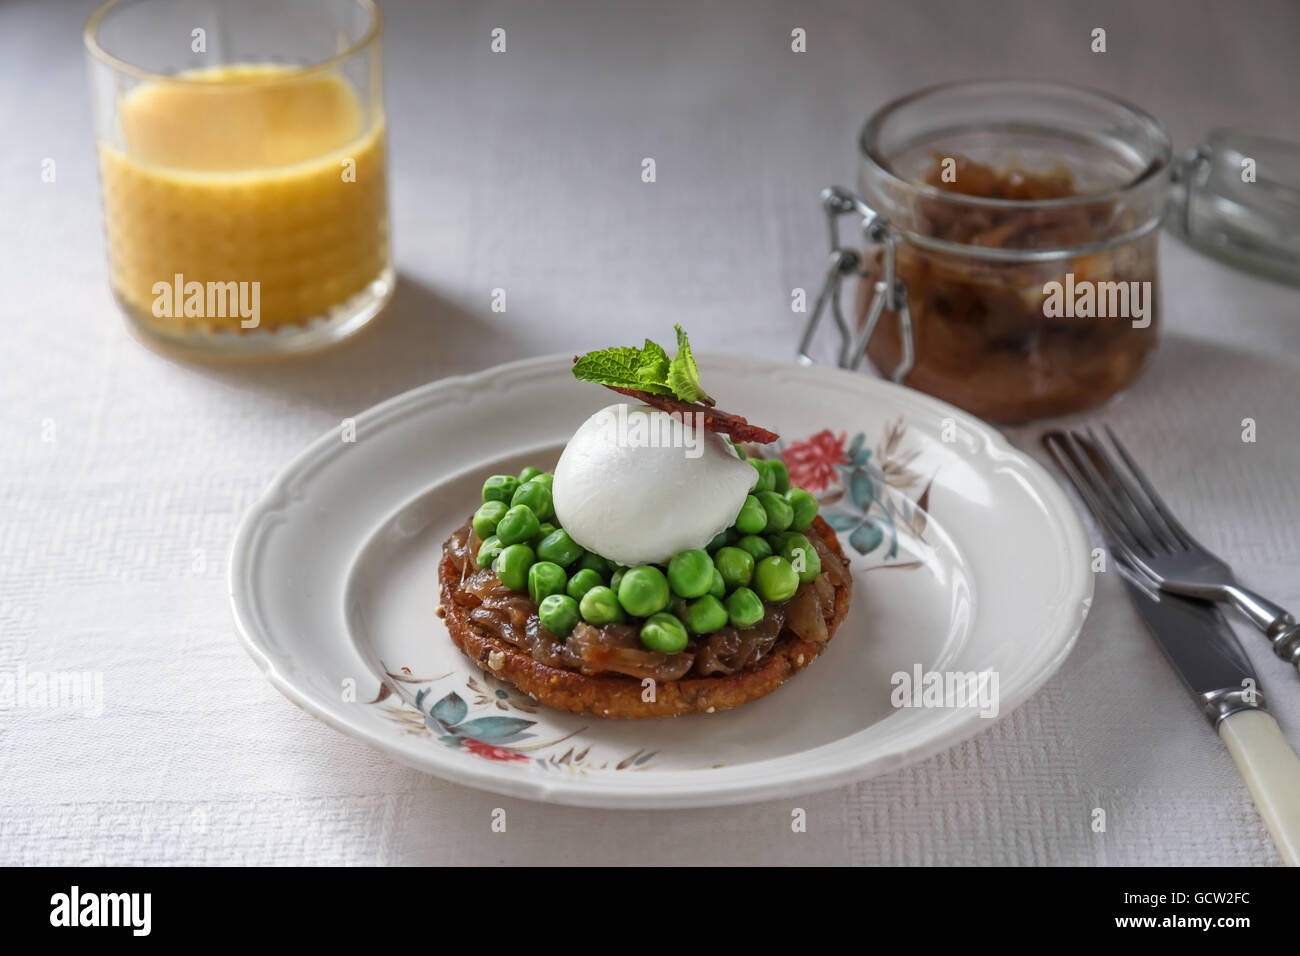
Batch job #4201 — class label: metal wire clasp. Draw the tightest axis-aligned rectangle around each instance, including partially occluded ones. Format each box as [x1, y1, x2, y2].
[796, 186, 914, 382]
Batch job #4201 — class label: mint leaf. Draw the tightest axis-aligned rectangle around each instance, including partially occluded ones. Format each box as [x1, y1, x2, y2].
[667, 324, 714, 405]
[635, 338, 670, 390]
[573, 343, 672, 394]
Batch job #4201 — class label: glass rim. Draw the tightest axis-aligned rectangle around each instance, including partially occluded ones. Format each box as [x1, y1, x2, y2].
[83, 0, 382, 85]
[858, 78, 1173, 211]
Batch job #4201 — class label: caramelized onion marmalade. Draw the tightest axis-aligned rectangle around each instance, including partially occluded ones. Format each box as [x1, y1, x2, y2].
[862, 154, 1158, 422]
[442, 521, 838, 681]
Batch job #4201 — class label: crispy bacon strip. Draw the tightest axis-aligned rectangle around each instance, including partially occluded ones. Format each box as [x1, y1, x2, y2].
[600, 384, 779, 444]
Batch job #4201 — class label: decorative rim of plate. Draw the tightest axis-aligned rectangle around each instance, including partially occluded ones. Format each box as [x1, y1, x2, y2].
[229, 353, 1094, 808]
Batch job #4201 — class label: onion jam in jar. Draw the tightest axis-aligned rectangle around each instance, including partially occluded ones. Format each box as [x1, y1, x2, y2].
[850, 81, 1172, 422]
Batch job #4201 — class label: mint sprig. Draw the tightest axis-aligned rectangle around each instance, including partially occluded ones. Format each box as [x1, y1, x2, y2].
[572, 325, 714, 405]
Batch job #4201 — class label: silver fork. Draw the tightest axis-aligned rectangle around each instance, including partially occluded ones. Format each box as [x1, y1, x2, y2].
[1043, 427, 1300, 673]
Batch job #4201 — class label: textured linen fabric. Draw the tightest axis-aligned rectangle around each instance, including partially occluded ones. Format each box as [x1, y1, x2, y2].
[2, 0, 1299, 865]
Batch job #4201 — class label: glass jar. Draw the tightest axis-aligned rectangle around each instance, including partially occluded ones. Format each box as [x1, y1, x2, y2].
[84, 0, 392, 356]
[800, 80, 1172, 423]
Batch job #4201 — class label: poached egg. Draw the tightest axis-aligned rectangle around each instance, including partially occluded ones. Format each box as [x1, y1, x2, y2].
[552, 403, 757, 566]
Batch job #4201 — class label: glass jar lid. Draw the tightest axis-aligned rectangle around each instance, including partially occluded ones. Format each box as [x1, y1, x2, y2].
[1167, 129, 1300, 287]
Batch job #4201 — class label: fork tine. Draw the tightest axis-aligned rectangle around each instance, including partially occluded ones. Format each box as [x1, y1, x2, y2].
[1083, 427, 1181, 554]
[1042, 432, 1156, 579]
[1102, 425, 1199, 549]
[1061, 431, 1159, 559]
[1112, 552, 1163, 598]
[1044, 433, 1148, 567]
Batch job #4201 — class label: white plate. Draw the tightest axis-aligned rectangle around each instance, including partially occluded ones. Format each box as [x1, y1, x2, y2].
[230, 354, 1092, 808]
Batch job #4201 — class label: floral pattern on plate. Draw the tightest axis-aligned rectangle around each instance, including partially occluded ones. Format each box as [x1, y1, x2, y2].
[371, 669, 660, 771]
[749, 415, 936, 565]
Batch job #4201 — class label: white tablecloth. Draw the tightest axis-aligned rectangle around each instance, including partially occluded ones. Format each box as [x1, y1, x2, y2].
[3, 0, 1299, 865]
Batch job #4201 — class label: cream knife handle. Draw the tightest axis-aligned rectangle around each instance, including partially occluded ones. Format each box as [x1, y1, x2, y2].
[1219, 709, 1300, 865]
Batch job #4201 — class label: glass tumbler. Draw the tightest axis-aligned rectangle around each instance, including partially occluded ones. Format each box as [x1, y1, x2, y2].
[84, 0, 392, 356]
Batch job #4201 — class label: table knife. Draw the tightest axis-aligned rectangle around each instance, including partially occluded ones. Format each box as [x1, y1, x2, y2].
[1119, 562, 1300, 864]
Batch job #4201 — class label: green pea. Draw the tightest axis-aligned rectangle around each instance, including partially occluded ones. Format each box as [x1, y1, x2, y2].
[528, 560, 567, 605]
[495, 505, 540, 545]
[532, 473, 555, 491]
[730, 440, 747, 460]
[609, 567, 627, 593]
[579, 585, 624, 625]
[686, 594, 729, 634]
[764, 532, 791, 555]
[566, 567, 605, 602]
[536, 522, 557, 539]
[482, 474, 520, 504]
[537, 529, 583, 567]
[617, 565, 671, 617]
[726, 586, 765, 629]
[472, 500, 508, 540]
[640, 612, 689, 653]
[736, 534, 773, 561]
[767, 458, 790, 493]
[734, 494, 768, 535]
[708, 567, 726, 599]
[706, 529, 730, 552]
[778, 532, 811, 555]
[538, 593, 580, 638]
[713, 546, 754, 589]
[756, 490, 794, 533]
[781, 533, 822, 584]
[749, 458, 775, 493]
[476, 534, 503, 568]
[493, 543, 534, 591]
[667, 549, 713, 598]
[511, 479, 554, 521]
[786, 488, 819, 531]
[518, 466, 543, 483]
[754, 555, 799, 602]
[576, 551, 608, 574]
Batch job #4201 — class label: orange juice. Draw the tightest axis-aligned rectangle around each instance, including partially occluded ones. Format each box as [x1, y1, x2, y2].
[98, 64, 389, 335]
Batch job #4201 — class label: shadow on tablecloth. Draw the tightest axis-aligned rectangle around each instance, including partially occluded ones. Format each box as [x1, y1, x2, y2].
[149, 272, 530, 419]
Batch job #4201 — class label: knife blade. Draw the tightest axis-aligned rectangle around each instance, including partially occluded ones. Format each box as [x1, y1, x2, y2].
[1116, 560, 1267, 725]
